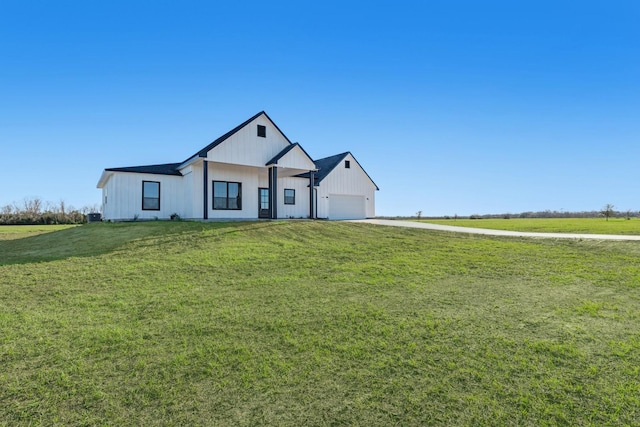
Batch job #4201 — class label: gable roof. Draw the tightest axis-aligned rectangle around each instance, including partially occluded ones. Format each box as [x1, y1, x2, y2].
[266, 142, 298, 166]
[100, 111, 295, 182]
[179, 111, 293, 168]
[97, 112, 377, 191]
[298, 152, 379, 190]
[265, 142, 316, 168]
[313, 152, 350, 182]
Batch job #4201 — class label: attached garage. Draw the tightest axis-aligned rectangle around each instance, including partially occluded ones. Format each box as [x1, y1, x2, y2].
[328, 194, 366, 220]
[302, 151, 378, 220]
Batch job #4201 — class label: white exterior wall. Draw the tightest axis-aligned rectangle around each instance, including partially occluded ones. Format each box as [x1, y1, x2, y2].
[316, 154, 377, 219]
[186, 163, 204, 220]
[98, 114, 376, 221]
[275, 146, 317, 171]
[205, 115, 290, 167]
[180, 166, 195, 219]
[101, 173, 185, 221]
[278, 177, 311, 218]
[206, 162, 264, 219]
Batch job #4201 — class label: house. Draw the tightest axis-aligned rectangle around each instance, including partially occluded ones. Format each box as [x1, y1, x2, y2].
[97, 111, 378, 221]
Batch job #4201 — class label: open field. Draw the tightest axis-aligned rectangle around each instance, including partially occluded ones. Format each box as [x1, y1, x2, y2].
[1, 221, 640, 425]
[420, 217, 640, 235]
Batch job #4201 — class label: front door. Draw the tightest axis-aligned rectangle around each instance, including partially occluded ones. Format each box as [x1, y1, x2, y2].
[258, 188, 270, 218]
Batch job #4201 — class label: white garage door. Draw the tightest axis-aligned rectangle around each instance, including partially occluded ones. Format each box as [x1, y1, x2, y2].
[329, 194, 366, 220]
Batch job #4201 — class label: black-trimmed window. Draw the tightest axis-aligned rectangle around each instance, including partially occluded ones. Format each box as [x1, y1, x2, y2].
[213, 181, 242, 210]
[345, 160, 351, 168]
[142, 181, 160, 210]
[284, 189, 295, 205]
[257, 124, 266, 138]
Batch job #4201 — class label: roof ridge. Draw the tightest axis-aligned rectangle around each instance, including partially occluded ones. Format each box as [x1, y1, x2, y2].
[178, 111, 292, 167]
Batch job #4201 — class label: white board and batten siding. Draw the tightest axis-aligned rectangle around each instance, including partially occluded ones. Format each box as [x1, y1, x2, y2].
[206, 162, 262, 219]
[278, 177, 311, 218]
[98, 113, 377, 221]
[205, 116, 290, 168]
[274, 145, 317, 171]
[101, 172, 185, 220]
[316, 153, 377, 220]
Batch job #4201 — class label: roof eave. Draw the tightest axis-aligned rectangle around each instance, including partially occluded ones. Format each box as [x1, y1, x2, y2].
[96, 170, 113, 188]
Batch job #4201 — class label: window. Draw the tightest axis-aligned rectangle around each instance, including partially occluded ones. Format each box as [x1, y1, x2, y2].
[345, 160, 351, 168]
[257, 124, 266, 138]
[142, 181, 160, 210]
[284, 189, 295, 205]
[213, 181, 242, 210]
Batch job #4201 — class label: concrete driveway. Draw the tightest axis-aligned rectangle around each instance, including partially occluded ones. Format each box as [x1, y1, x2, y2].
[348, 219, 640, 241]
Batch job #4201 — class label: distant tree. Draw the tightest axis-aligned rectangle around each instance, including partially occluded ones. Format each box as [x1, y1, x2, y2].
[416, 210, 422, 219]
[601, 204, 615, 221]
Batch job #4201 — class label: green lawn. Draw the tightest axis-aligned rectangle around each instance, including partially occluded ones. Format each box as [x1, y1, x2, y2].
[1, 221, 640, 425]
[420, 217, 640, 235]
[0, 224, 77, 240]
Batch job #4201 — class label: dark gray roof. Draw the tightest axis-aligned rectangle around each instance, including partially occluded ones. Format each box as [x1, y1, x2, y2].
[265, 142, 315, 167]
[191, 110, 292, 160]
[105, 163, 182, 176]
[101, 112, 378, 191]
[266, 143, 298, 166]
[297, 152, 379, 190]
[313, 152, 350, 182]
[105, 111, 293, 175]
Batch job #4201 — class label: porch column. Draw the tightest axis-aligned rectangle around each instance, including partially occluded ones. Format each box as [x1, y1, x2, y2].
[270, 166, 278, 219]
[309, 171, 315, 219]
[203, 160, 208, 219]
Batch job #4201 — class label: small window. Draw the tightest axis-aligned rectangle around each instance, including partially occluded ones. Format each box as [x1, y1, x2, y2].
[284, 189, 295, 205]
[142, 181, 160, 210]
[345, 160, 350, 169]
[213, 181, 242, 210]
[257, 124, 266, 138]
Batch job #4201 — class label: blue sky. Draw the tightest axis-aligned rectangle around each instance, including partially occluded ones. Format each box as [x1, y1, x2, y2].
[1, 1, 638, 216]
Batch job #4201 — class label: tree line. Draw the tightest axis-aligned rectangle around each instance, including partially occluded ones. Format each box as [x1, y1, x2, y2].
[0, 198, 99, 225]
[438, 206, 636, 220]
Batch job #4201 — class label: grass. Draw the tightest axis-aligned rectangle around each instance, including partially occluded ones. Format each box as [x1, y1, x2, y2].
[1, 221, 640, 425]
[0, 224, 77, 240]
[419, 217, 640, 235]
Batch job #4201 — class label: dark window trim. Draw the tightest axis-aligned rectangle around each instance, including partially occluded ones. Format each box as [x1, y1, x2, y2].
[284, 188, 295, 205]
[212, 180, 242, 210]
[257, 124, 266, 138]
[142, 180, 161, 211]
[345, 160, 351, 168]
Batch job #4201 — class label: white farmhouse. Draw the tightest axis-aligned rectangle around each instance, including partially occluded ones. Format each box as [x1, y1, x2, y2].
[97, 111, 378, 221]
